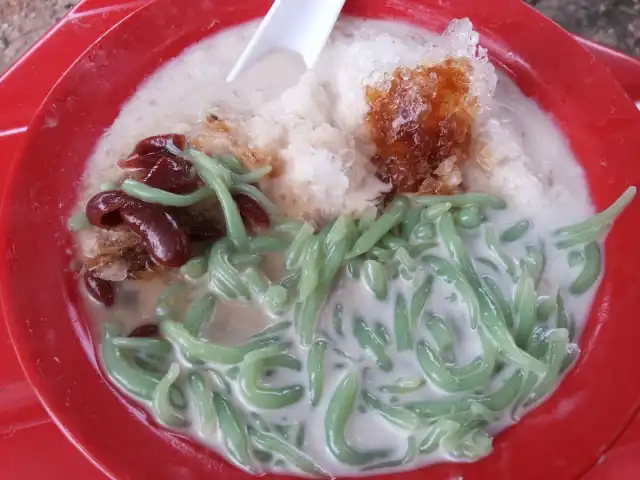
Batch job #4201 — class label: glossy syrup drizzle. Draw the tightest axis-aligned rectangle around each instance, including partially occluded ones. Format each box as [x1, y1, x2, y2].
[366, 58, 478, 194]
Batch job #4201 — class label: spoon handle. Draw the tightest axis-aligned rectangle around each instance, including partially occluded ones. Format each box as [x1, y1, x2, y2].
[227, 0, 346, 82]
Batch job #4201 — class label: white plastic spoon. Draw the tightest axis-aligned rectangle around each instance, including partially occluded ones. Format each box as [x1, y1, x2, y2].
[226, 0, 347, 82]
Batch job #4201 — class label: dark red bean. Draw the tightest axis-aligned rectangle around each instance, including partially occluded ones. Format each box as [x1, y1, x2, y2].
[128, 323, 159, 338]
[85, 190, 147, 228]
[118, 152, 163, 170]
[120, 208, 190, 267]
[84, 271, 115, 307]
[86, 191, 193, 269]
[168, 208, 226, 242]
[133, 134, 186, 156]
[233, 193, 270, 231]
[142, 156, 199, 194]
[186, 219, 226, 242]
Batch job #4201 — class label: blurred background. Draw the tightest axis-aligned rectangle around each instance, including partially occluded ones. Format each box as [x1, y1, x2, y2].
[0, 0, 638, 74]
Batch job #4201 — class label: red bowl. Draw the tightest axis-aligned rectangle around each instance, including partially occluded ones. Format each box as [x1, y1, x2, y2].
[2, 1, 640, 479]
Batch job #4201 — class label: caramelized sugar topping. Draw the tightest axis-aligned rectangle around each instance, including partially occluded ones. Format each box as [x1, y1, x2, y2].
[366, 58, 478, 194]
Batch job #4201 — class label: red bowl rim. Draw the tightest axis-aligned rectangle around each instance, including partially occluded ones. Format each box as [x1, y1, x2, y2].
[2, 1, 640, 479]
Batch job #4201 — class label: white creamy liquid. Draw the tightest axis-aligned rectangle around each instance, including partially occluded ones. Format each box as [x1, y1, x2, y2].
[80, 17, 599, 478]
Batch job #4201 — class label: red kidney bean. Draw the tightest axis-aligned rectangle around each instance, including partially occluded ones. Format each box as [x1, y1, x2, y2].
[86, 191, 193, 269]
[117, 152, 164, 170]
[142, 156, 199, 194]
[133, 134, 186, 156]
[169, 208, 226, 242]
[186, 219, 226, 242]
[85, 190, 149, 228]
[84, 271, 115, 307]
[233, 193, 270, 231]
[119, 207, 190, 268]
[128, 323, 159, 338]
